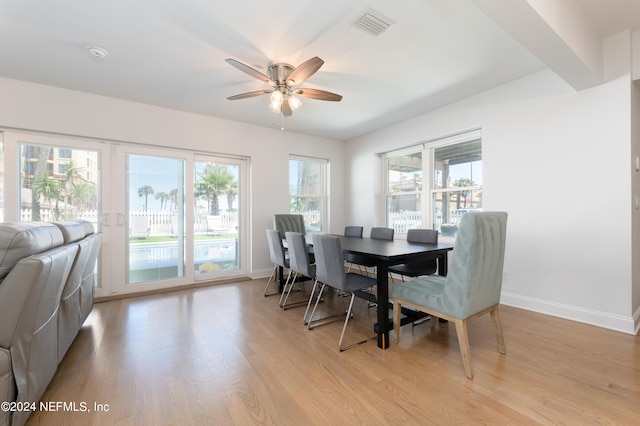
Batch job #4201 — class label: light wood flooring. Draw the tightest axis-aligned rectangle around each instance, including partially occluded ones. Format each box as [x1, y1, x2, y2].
[26, 279, 640, 425]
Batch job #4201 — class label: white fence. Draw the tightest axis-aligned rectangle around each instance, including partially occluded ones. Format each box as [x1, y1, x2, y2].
[17, 208, 238, 236]
[17, 208, 429, 235]
[130, 210, 238, 235]
[19, 209, 98, 224]
[388, 211, 422, 233]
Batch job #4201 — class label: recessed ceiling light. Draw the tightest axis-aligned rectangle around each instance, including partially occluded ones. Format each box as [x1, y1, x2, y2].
[87, 45, 108, 61]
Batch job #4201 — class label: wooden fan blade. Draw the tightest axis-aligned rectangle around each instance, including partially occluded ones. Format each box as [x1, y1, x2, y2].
[287, 57, 324, 85]
[294, 88, 342, 102]
[281, 98, 293, 116]
[227, 90, 272, 100]
[225, 58, 273, 85]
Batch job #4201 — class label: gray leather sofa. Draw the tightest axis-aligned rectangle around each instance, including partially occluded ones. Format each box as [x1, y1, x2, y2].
[0, 220, 102, 426]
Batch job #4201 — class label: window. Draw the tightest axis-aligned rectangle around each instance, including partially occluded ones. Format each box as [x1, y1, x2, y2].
[289, 156, 328, 233]
[18, 143, 99, 222]
[432, 139, 482, 239]
[385, 149, 423, 233]
[383, 130, 482, 241]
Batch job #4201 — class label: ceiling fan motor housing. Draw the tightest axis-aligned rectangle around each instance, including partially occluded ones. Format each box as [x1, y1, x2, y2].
[268, 63, 295, 86]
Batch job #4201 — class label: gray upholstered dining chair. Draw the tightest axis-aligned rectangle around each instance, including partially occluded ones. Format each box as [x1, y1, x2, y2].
[343, 226, 364, 272]
[264, 228, 291, 297]
[307, 234, 378, 351]
[274, 214, 306, 237]
[392, 211, 508, 379]
[356, 226, 395, 278]
[370, 227, 394, 241]
[281, 231, 317, 312]
[389, 229, 439, 283]
[344, 226, 363, 237]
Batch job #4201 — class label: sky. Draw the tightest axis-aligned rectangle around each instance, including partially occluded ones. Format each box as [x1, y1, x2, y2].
[127, 155, 238, 212]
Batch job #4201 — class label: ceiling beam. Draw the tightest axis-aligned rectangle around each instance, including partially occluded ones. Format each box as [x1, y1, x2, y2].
[470, 0, 603, 90]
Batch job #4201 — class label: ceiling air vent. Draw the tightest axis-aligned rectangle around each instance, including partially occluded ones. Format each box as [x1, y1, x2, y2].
[351, 8, 395, 37]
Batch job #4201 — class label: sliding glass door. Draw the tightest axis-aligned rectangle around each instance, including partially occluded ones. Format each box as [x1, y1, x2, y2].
[110, 145, 248, 295]
[193, 156, 242, 278]
[125, 153, 186, 284]
[2, 130, 248, 298]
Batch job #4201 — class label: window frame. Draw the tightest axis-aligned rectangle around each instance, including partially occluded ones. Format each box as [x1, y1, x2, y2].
[288, 155, 329, 233]
[382, 129, 482, 238]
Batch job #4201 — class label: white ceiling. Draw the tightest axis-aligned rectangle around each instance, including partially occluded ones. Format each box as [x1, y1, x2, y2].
[1, 0, 639, 141]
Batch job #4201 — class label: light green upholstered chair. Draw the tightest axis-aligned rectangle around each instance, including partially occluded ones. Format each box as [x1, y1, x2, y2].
[392, 211, 508, 379]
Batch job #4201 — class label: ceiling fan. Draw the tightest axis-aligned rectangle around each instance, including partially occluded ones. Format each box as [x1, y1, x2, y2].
[225, 56, 342, 116]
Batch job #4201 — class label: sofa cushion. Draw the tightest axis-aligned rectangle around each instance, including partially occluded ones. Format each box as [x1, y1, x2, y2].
[53, 220, 93, 244]
[0, 222, 64, 283]
[0, 347, 13, 416]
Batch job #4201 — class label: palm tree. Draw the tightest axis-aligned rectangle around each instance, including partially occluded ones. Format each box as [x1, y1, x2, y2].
[454, 178, 474, 209]
[155, 191, 169, 210]
[138, 185, 154, 212]
[70, 182, 95, 211]
[61, 160, 84, 216]
[169, 189, 178, 211]
[195, 165, 232, 215]
[225, 180, 238, 212]
[29, 146, 52, 221]
[32, 174, 61, 220]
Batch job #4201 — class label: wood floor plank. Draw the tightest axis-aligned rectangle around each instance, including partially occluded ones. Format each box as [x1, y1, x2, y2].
[24, 279, 640, 425]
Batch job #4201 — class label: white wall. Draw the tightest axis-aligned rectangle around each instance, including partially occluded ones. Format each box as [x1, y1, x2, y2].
[346, 35, 637, 334]
[0, 76, 346, 280]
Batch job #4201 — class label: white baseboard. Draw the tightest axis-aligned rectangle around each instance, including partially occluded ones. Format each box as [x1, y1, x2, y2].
[250, 267, 275, 280]
[500, 292, 637, 335]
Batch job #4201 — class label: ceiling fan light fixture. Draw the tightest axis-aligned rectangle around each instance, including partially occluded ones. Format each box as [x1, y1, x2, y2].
[269, 90, 283, 113]
[288, 95, 302, 110]
[270, 90, 283, 104]
[269, 99, 281, 113]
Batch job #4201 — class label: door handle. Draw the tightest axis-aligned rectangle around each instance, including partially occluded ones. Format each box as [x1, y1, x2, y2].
[116, 213, 126, 227]
[100, 213, 110, 226]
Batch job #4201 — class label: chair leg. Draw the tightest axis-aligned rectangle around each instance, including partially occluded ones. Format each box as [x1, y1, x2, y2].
[307, 283, 349, 330]
[490, 306, 507, 355]
[303, 279, 319, 324]
[277, 269, 293, 306]
[338, 293, 377, 352]
[453, 319, 473, 379]
[338, 293, 356, 349]
[279, 271, 296, 307]
[263, 265, 279, 296]
[307, 283, 326, 329]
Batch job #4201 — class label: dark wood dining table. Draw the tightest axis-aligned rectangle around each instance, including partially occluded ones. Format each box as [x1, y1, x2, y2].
[283, 234, 453, 349]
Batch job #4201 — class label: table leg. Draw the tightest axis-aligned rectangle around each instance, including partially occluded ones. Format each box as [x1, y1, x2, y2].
[375, 261, 390, 349]
[278, 265, 285, 293]
[438, 252, 449, 276]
